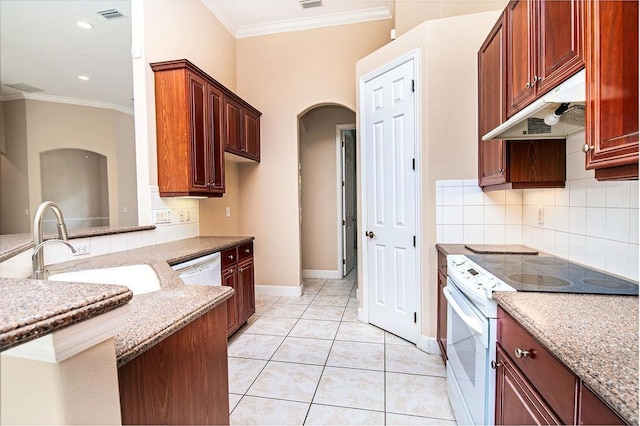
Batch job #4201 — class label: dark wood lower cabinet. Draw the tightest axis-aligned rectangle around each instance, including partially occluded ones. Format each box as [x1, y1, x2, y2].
[495, 344, 562, 425]
[238, 258, 255, 325]
[579, 383, 625, 425]
[118, 303, 230, 425]
[436, 250, 448, 362]
[224, 242, 256, 337]
[223, 265, 239, 336]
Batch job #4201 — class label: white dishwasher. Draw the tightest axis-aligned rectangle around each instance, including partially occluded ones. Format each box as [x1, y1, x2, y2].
[171, 252, 222, 286]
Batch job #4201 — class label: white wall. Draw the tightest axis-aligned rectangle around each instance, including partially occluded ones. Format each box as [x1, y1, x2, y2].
[436, 131, 639, 281]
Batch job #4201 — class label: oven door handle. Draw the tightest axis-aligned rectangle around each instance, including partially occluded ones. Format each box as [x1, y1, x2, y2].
[443, 286, 483, 335]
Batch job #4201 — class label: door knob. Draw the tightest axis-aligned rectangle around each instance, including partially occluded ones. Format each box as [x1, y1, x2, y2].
[365, 231, 376, 238]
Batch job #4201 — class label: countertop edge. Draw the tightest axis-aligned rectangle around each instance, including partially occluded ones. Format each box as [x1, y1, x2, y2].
[0, 289, 133, 352]
[116, 286, 234, 367]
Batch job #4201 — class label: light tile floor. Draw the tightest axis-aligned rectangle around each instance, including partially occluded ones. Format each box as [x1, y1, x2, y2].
[228, 272, 456, 425]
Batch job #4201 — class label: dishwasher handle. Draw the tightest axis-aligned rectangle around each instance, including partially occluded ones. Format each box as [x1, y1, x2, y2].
[443, 286, 483, 335]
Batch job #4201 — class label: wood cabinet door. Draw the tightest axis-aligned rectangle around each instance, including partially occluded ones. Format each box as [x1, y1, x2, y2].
[243, 109, 261, 162]
[506, 0, 536, 116]
[238, 258, 255, 325]
[585, 0, 639, 179]
[223, 266, 238, 337]
[224, 97, 243, 155]
[578, 383, 625, 425]
[535, 0, 584, 94]
[436, 271, 447, 362]
[187, 72, 210, 193]
[478, 13, 507, 187]
[207, 84, 225, 194]
[495, 345, 562, 425]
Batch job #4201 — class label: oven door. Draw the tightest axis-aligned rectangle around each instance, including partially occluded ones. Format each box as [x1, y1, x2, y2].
[444, 278, 490, 426]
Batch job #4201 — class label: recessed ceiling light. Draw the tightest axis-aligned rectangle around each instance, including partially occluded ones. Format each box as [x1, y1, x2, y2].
[78, 75, 90, 81]
[76, 21, 93, 29]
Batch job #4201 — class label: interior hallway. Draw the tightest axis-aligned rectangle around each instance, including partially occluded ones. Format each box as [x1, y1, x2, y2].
[227, 272, 456, 425]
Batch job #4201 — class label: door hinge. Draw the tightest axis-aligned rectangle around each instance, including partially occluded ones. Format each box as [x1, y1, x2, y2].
[414, 312, 417, 323]
[342, 140, 345, 147]
[342, 181, 345, 187]
[343, 259, 346, 265]
[411, 79, 415, 92]
[412, 158, 415, 170]
[413, 235, 416, 247]
[342, 219, 346, 225]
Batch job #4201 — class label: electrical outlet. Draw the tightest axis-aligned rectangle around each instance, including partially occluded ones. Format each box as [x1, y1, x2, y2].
[226, 207, 231, 218]
[73, 241, 91, 256]
[154, 209, 171, 224]
[538, 207, 544, 225]
[185, 210, 191, 222]
[179, 210, 185, 222]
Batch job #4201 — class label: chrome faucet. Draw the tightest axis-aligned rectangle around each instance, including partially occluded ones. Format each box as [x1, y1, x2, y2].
[32, 201, 76, 279]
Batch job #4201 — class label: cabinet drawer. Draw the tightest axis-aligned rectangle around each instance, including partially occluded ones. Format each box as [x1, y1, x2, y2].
[238, 242, 253, 261]
[497, 307, 577, 424]
[221, 248, 238, 268]
[438, 251, 447, 276]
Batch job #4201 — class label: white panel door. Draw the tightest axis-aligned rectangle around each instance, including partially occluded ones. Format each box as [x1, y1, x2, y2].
[343, 129, 357, 276]
[363, 58, 417, 343]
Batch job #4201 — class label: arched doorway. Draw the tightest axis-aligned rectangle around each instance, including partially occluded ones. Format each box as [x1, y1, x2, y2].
[298, 104, 356, 279]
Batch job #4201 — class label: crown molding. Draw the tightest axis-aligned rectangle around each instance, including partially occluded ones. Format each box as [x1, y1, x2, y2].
[236, 6, 392, 38]
[0, 92, 134, 115]
[200, 0, 238, 37]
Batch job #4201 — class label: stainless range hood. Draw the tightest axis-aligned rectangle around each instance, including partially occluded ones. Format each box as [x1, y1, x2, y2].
[482, 69, 585, 141]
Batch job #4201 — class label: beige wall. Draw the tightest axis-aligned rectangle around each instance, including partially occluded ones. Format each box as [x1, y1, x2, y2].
[300, 105, 355, 272]
[236, 19, 393, 287]
[394, 0, 507, 35]
[0, 100, 30, 234]
[356, 11, 501, 340]
[1, 339, 122, 425]
[115, 110, 138, 227]
[200, 159, 243, 236]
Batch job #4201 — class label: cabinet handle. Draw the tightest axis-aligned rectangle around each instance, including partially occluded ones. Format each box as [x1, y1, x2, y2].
[205, 183, 212, 187]
[239, 267, 246, 272]
[514, 348, 531, 358]
[491, 360, 501, 369]
[244, 248, 250, 253]
[228, 269, 234, 274]
[582, 144, 594, 153]
[228, 254, 234, 260]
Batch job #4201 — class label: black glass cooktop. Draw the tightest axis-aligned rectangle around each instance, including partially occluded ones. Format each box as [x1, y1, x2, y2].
[468, 254, 639, 295]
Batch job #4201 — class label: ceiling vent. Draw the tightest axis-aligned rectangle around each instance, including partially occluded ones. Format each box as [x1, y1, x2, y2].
[300, 0, 323, 9]
[4, 82, 43, 93]
[96, 8, 125, 20]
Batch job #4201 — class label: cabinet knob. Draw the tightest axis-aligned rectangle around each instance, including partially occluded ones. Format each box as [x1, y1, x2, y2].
[499, 168, 504, 174]
[582, 144, 594, 153]
[229, 254, 234, 260]
[514, 347, 531, 358]
[533, 75, 539, 83]
[490, 360, 502, 369]
[526, 82, 532, 89]
[244, 248, 250, 253]
[239, 267, 246, 272]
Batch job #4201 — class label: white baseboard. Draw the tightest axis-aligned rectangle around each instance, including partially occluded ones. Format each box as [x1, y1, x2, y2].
[255, 285, 302, 297]
[302, 269, 342, 279]
[417, 334, 441, 355]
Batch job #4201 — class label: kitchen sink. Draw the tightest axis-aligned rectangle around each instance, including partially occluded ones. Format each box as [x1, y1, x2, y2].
[48, 264, 161, 295]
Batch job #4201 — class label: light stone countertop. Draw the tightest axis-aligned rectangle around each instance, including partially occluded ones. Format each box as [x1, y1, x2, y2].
[1, 236, 252, 367]
[494, 292, 639, 425]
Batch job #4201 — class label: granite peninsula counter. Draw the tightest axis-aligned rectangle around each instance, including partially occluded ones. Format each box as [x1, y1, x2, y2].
[0, 236, 253, 366]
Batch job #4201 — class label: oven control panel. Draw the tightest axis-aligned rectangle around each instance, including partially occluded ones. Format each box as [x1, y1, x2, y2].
[447, 255, 516, 299]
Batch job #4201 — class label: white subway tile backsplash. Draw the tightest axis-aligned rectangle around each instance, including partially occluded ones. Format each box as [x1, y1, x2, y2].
[630, 210, 639, 245]
[585, 208, 607, 239]
[436, 183, 444, 206]
[555, 206, 570, 232]
[442, 180, 464, 187]
[142, 230, 157, 247]
[555, 187, 570, 207]
[554, 231, 570, 260]
[568, 234, 586, 265]
[606, 181, 631, 208]
[523, 189, 542, 206]
[505, 189, 523, 205]
[43, 243, 70, 266]
[586, 179, 607, 207]
[630, 181, 639, 207]
[126, 232, 143, 250]
[542, 206, 556, 229]
[605, 240, 630, 278]
[443, 186, 464, 206]
[463, 185, 484, 206]
[569, 207, 586, 235]
[542, 189, 556, 207]
[568, 152, 588, 180]
[629, 245, 639, 281]
[91, 236, 111, 256]
[569, 179, 587, 207]
[605, 208, 630, 243]
[463, 206, 484, 225]
[463, 225, 484, 243]
[523, 206, 539, 227]
[505, 225, 523, 244]
[110, 234, 128, 253]
[443, 206, 464, 225]
[463, 179, 478, 187]
[505, 206, 523, 225]
[522, 225, 541, 249]
[585, 237, 606, 270]
[567, 132, 585, 153]
[442, 225, 464, 243]
[484, 225, 506, 244]
[436, 206, 443, 224]
[541, 229, 555, 254]
[484, 205, 506, 225]
[485, 190, 506, 206]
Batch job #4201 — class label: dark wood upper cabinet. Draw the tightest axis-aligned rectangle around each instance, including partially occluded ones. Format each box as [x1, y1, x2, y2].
[506, 0, 584, 117]
[584, 0, 639, 180]
[224, 96, 262, 162]
[151, 59, 261, 198]
[151, 60, 226, 197]
[479, 12, 508, 187]
[479, 12, 566, 191]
